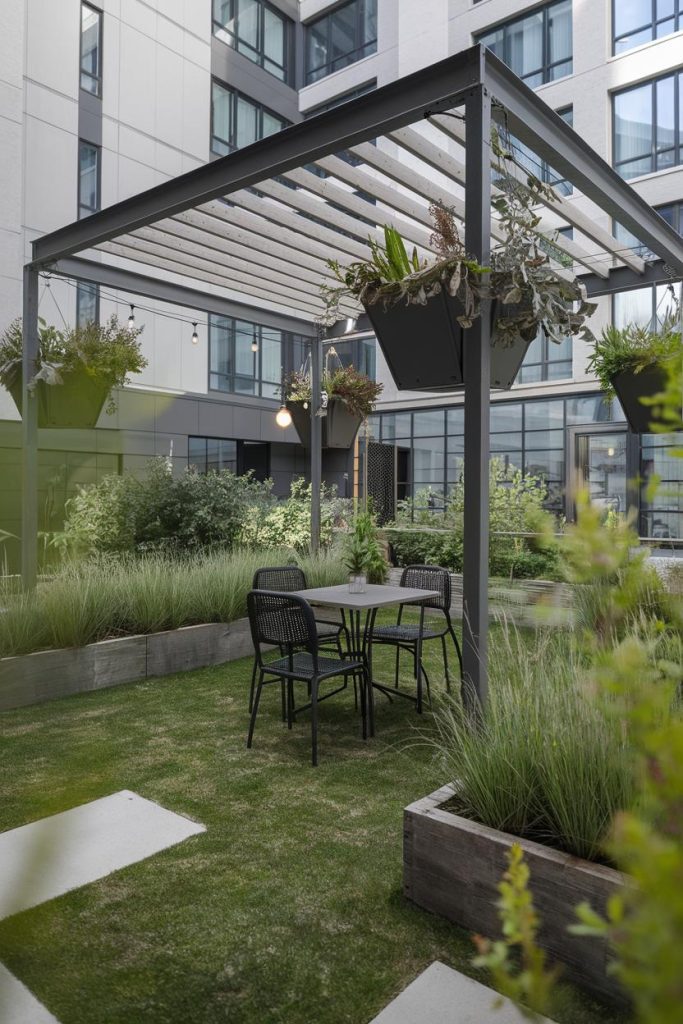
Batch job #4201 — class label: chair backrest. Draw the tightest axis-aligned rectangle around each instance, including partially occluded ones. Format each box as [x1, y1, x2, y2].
[252, 565, 307, 592]
[247, 590, 318, 663]
[400, 565, 451, 612]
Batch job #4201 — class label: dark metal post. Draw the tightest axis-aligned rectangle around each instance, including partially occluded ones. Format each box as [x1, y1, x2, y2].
[462, 85, 492, 710]
[310, 324, 322, 553]
[21, 264, 40, 590]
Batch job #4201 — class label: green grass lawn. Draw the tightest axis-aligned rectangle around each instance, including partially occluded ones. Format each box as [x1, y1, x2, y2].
[0, 638, 628, 1024]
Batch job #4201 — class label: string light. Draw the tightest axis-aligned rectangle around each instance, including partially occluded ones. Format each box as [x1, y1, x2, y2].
[251, 326, 259, 353]
[275, 404, 292, 429]
[191, 322, 199, 345]
[127, 304, 135, 331]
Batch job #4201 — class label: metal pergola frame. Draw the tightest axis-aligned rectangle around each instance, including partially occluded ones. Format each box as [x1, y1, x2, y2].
[22, 44, 683, 709]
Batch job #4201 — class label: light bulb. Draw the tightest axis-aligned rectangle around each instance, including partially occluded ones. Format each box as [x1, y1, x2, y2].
[191, 322, 199, 345]
[251, 340, 259, 353]
[607, 447, 615, 457]
[303, 401, 309, 410]
[275, 405, 292, 429]
[127, 305, 135, 331]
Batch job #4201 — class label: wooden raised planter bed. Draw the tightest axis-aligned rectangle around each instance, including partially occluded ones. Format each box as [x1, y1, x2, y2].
[404, 785, 629, 1006]
[0, 618, 255, 712]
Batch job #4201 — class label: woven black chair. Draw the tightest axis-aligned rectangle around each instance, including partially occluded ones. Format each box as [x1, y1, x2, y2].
[370, 565, 462, 711]
[250, 565, 350, 713]
[246, 590, 366, 766]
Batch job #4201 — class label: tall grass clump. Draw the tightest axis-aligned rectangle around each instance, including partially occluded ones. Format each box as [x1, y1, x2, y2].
[434, 620, 636, 862]
[0, 548, 347, 658]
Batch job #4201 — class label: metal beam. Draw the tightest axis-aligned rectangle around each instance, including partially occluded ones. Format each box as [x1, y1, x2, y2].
[462, 84, 491, 713]
[483, 49, 683, 274]
[21, 265, 39, 591]
[310, 326, 322, 554]
[32, 46, 484, 265]
[581, 259, 680, 297]
[50, 256, 316, 332]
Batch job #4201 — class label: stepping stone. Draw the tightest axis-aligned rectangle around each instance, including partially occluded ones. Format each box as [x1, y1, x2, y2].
[0, 789, 205, 918]
[370, 961, 557, 1024]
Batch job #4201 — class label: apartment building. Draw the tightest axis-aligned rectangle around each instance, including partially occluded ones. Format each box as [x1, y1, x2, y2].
[0, 0, 681, 568]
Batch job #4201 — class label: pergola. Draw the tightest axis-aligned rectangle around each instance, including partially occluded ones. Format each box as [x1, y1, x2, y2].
[22, 45, 683, 707]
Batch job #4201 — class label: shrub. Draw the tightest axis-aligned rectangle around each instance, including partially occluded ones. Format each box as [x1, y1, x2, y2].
[342, 508, 388, 584]
[240, 478, 350, 551]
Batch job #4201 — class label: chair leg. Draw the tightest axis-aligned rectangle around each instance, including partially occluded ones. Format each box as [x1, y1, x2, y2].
[394, 645, 401, 689]
[357, 669, 367, 740]
[248, 658, 258, 712]
[449, 624, 464, 680]
[287, 679, 294, 729]
[247, 670, 265, 749]
[281, 680, 287, 722]
[311, 677, 319, 767]
[441, 634, 451, 692]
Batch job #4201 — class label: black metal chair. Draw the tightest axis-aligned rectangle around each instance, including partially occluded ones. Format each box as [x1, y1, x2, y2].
[370, 565, 463, 710]
[246, 590, 367, 767]
[250, 565, 350, 712]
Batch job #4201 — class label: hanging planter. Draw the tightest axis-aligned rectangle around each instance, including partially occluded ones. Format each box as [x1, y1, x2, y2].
[0, 315, 147, 429]
[364, 294, 535, 392]
[587, 320, 681, 434]
[285, 364, 382, 450]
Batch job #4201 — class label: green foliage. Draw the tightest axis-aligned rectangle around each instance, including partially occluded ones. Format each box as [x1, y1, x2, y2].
[473, 844, 560, 1020]
[435, 620, 637, 861]
[342, 508, 388, 583]
[240, 477, 350, 552]
[286, 363, 383, 419]
[585, 315, 681, 400]
[0, 315, 147, 413]
[0, 548, 347, 657]
[386, 460, 561, 581]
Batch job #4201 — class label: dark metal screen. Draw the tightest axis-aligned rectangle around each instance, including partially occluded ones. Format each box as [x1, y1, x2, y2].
[366, 441, 395, 524]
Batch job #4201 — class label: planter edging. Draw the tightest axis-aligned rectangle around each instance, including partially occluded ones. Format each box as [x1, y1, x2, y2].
[0, 619, 255, 712]
[404, 784, 630, 1006]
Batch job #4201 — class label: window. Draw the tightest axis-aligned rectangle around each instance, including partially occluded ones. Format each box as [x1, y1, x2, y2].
[613, 71, 683, 179]
[613, 0, 682, 54]
[212, 0, 291, 82]
[80, 3, 102, 96]
[614, 200, 683, 260]
[188, 437, 238, 474]
[305, 0, 377, 84]
[76, 281, 99, 327]
[613, 281, 679, 330]
[501, 106, 573, 197]
[209, 315, 310, 398]
[517, 333, 573, 383]
[210, 80, 288, 156]
[476, 0, 572, 87]
[78, 141, 100, 218]
[640, 432, 683, 539]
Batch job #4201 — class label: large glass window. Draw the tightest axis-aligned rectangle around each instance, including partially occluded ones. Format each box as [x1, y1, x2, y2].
[613, 71, 683, 179]
[613, 0, 682, 54]
[212, 0, 291, 82]
[613, 281, 679, 329]
[78, 141, 100, 219]
[503, 107, 574, 197]
[518, 333, 573, 383]
[80, 3, 102, 96]
[209, 316, 311, 398]
[210, 80, 288, 156]
[305, 0, 377, 84]
[640, 432, 683, 539]
[476, 0, 572, 87]
[76, 281, 99, 327]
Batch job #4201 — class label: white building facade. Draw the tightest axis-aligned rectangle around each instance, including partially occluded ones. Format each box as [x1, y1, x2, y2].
[0, 0, 681, 566]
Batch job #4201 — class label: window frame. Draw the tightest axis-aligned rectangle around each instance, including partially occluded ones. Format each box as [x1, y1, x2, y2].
[612, 70, 682, 180]
[211, 0, 292, 84]
[304, 0, 378, 85]
[208, 314, 310, 399]
[79, 2, 103, 97]
[475, 0, 573, 88]
[77, 139, 101, 220]
[210, 79, 288, 156]
[76, 281, 100, 328]
[612, 0, 682, 55]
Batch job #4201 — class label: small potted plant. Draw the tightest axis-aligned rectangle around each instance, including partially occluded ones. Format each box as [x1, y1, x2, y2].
[286, 364, 382, 449]
[586, 316, 682, 433]
[321, 149, 596, 393]
[0, 315, 147, 428]
[343, 509, 388, 592]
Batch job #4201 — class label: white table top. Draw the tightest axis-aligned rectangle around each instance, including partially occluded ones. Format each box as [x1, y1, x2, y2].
[292, 583, 439, 611]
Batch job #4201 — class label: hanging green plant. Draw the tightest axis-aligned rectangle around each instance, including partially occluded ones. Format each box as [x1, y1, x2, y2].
[285, 363, 382, 449]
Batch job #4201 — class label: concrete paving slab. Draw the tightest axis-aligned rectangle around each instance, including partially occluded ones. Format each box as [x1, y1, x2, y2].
[0, 962, 60, 1024]
[0, 789, 205, 919]
[370, 962, 557, 1024]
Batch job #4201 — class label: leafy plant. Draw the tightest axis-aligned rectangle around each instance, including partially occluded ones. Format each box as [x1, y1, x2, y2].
[286, 364, 382, 419]
[342, 509, 388, 583]
[473, 844, 560, 1020]
[0, 315, 147, 414]
[585, 315, 681, 400]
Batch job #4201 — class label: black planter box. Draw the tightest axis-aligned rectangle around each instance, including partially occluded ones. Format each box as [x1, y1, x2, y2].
[611, 364, 675, 434]
[363, 292, 533, 392]
[287, 397, 362, 449]
[10, 371, 110, 428]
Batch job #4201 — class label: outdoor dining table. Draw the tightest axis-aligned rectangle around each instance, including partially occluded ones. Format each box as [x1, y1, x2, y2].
[292, 583, 440, 735]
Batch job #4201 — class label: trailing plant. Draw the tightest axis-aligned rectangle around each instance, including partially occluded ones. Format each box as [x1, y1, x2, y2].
[0, 315, 147, 414]
[286, 363, 382, 419]
[321, 133, 597, 346]
[585, 314, 682, 400]
[342, 508, 388, 583]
